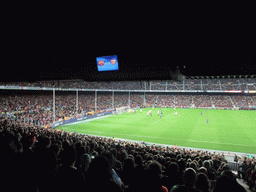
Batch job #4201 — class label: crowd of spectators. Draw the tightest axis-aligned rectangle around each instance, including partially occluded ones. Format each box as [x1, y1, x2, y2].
[157, 95, 175, 108]
[1, 117, 255, 192]
[0, 94, 53, 127]
[231, 96, 254, 107]
[248, 85, 256, 90]
[221, 84, 241, 91]
[175, 95, 193, 108]
[211, 96, 233, 108]
[1, 80, 144, 90]
[184, 79, 202, 84]
[201, 79, 221, 84]
[193, 96, 212, 108]
[167, 80, 183, 85]
[239, 78, 255, 84]
[1, 79, 256, 191]
[145, 94, 157, 106]
[77, 93, 95, 113]
[252, 96, 256, 107]
[203, 85, 221, 91]
[151, 85, 167, 90]
[2, 91, 256, 129]
[238, 156, 256, 191]
[167, 85, 184, 91]
[1, 78, 256, 91]
[184, 84, 202, 90]
[220, 79, 240, 85]
[114, 93, 129, 108]
[130, 94, 144, 108]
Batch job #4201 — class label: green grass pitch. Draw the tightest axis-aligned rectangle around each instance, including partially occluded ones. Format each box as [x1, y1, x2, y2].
[56, 108, 256, 154]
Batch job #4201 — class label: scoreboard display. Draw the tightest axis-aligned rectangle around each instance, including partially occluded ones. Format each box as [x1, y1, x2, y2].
[96, 55, 119, 71]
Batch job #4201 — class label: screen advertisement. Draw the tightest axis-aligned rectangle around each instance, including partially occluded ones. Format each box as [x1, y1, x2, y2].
[96, 55, 119, 71]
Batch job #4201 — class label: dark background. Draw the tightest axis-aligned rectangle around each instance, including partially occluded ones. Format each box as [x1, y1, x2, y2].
[1, 4, 255, 83]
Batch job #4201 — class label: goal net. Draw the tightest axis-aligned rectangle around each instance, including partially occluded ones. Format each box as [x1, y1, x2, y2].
[115, 106, 130, 115]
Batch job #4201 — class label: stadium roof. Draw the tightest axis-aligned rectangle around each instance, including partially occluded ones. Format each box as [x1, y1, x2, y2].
[187, 75, 255, 79]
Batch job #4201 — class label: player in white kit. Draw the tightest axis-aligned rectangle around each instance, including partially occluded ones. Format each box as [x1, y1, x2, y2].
[149, 110, 152, 117]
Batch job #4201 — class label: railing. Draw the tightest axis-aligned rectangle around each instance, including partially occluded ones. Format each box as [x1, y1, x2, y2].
[228, 162, 240, 172]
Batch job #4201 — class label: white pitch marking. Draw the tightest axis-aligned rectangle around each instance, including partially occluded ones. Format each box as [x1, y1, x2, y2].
[151, 112, 175, 125]
[73, 130, 255, 147]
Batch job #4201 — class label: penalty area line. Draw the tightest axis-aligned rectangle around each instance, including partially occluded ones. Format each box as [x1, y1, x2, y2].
[151, 112, 175, 125]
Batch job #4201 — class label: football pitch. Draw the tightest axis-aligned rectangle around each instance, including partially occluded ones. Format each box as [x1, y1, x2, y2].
[56, 108, 256, 154]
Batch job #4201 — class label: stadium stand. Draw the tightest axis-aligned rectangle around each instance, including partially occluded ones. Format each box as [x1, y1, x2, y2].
[145, 94, 157, 106]
[231, 96, 253, 108]
[211, 95, 233, 108]
[175, 95, 193, 108]
[157, 95, 175, 108]
[1, 116, 254, 191]
[2, 78, 255, 91]
[0, 78, 256, 191]
[193, 95, 212, 108]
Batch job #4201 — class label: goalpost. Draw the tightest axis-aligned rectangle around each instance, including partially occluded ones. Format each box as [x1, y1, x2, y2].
[114, 106, 130, 115]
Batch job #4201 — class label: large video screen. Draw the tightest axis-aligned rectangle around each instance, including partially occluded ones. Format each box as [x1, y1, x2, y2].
[96, 55, 119, 71]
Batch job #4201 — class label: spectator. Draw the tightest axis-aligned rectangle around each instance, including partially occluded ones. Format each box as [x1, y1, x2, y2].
[115, 159, 123, 175]
[78, 153, 91, 181]
[203, 160, 215, 180]
[198, 167, 208, 176]
[144, 160, 168, 192]
[190, 161, 198, 173]
[198, 159, 203, 168]
[55, 145, 84, 192]
[85, 155, 123, 192]
[177, 158, 186, 183]
[249, 165, 256, 190]
[195, 172, 211, 192]
[238, 160, 248, 179]
[125, 155, 147, 192]
[34, 136, 59, 192]
[120, 157, 136, 187]
[213, 175, 246, 192]
[162, 162, 183, 191]
[171, 167, 201, 192]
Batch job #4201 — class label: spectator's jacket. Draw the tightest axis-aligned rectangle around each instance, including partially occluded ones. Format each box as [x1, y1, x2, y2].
[170, 185, 202, 192]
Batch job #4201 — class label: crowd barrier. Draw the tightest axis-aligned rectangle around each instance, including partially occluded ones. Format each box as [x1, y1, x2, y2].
[228, 162, 240, 172]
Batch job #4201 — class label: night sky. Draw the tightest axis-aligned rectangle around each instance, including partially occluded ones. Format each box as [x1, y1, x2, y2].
[1, 7, 255, 82]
